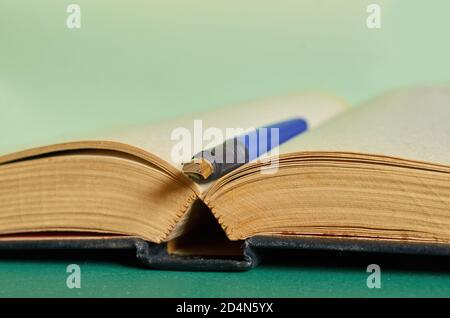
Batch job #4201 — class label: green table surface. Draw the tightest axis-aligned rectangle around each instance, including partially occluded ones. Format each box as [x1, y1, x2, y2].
[1, 0, 450, 297]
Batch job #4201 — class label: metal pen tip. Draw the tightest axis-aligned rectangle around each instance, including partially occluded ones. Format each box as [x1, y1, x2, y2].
[182, 158, 214, 182]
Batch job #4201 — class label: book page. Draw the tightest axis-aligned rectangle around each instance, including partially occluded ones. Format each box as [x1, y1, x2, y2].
[278, 87, 450, 166]
[0, 92, 347, 194]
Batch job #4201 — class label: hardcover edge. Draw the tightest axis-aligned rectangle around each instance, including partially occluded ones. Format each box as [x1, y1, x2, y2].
[1, 236, 450, 271]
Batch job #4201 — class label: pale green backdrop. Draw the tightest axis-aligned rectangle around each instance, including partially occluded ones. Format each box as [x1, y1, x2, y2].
[0, 0, 449, 297]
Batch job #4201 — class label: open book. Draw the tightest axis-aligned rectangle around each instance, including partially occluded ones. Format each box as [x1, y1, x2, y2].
[1, 87, 449, 270]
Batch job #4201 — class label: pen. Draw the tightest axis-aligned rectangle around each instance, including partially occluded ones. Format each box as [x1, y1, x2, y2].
[182, 118, 308, 182]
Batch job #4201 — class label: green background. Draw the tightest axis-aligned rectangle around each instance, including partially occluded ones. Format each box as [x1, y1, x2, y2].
[1, 0, 450, 297]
